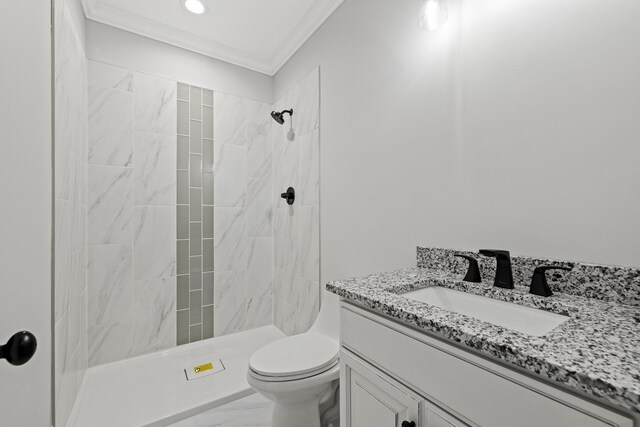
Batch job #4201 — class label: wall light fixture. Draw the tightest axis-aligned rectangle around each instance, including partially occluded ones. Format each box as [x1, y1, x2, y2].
[419, 0, 448, 31]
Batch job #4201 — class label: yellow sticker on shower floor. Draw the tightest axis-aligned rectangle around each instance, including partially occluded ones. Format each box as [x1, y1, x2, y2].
[194, 362, 213, 374]
[185, 358, 226, 381]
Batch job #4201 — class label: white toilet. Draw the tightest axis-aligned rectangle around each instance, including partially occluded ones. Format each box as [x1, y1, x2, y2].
[247, 290, 340, 427]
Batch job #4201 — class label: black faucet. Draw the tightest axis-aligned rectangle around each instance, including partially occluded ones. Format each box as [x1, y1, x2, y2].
[479, 249, 514, 289]
[529, 265, 573, 297]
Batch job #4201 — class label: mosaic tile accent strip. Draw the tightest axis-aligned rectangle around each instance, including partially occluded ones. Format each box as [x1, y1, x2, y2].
[177, 82, 215, 344]
[417, 247, 640, 306]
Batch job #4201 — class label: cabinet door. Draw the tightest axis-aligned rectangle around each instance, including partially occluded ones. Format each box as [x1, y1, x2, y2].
[342, 351, 421, 427]
[425, 407, 464, 427]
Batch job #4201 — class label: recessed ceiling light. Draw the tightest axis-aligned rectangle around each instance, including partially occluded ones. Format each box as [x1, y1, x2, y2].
[181, 0, 208, 15]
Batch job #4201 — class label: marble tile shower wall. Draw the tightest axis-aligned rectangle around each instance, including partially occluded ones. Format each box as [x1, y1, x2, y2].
[176, 84, 215, 344]
[87, 60, 177, 366]
[273, 67, 321, 335]
[54, 0, 89, 425]
[213, 93, 274, 335]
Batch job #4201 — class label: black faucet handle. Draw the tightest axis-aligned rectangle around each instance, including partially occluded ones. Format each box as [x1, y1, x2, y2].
[530, 265, 573, 297]
[533, 265, 573, 274]
[479, 249, 510, 259]
[454, 254, 482, 283]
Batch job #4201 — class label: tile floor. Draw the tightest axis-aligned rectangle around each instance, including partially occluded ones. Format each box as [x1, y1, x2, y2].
[169, 393, 272, 427]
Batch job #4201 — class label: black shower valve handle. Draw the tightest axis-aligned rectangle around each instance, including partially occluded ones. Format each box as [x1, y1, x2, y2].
[529, 265, 574, 297]
[454, 253, 482, 283]
[280, 187, 295, 205]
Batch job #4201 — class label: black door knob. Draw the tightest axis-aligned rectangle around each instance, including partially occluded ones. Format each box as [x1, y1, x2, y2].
[280, 187, 295, 205]
[0, 331, 37, 366]
[402, 421, 416, 427]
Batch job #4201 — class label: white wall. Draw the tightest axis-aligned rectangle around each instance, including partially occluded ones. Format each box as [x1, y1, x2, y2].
[275, 0, 640, 281]
[454, 0, 640, 268]
[86, 21, 273, 104]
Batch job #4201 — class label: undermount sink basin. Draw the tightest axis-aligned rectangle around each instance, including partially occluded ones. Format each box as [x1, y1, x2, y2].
[401, 286, 568, 337]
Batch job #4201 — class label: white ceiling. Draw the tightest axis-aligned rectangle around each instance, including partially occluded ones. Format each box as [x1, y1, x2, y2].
[80, 0, 343, 75]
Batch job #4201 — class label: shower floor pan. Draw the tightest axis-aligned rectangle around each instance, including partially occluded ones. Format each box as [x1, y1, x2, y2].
[68, 326, 284, 427]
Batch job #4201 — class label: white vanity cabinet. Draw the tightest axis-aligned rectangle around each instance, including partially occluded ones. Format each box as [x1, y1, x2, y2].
[339, 302, 635, 427]
[342, 350, 463, 427]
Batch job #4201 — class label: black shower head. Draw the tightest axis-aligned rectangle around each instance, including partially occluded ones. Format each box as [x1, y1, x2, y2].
[271, 109, 293, 125]
[271, 111, 284, 125]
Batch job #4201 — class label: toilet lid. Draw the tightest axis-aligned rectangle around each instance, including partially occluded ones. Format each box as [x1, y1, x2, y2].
[249, 332, 339, 379]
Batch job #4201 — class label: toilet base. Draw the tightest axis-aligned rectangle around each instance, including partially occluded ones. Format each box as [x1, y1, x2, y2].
[272, 398, 322, 427]
[247, 367, 339, 427]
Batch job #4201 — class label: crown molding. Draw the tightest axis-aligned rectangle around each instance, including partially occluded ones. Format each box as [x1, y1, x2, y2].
[80, 0, 343, 76]
[268, 0, 343, 74]
[80, 0, 271, 73]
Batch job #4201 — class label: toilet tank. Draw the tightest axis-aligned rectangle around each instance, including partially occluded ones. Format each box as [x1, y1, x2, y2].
[309, 290, 340, 340]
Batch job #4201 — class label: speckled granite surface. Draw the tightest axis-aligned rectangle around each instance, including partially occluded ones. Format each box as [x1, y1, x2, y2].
[327, 256, 640, 413]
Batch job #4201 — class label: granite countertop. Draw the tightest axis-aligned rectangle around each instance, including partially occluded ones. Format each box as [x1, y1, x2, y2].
[326, 267, 640, 413]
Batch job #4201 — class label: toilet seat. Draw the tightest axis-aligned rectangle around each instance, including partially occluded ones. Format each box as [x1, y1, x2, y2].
[248, 331, 339, 382]
[249, 359, 339, 382]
